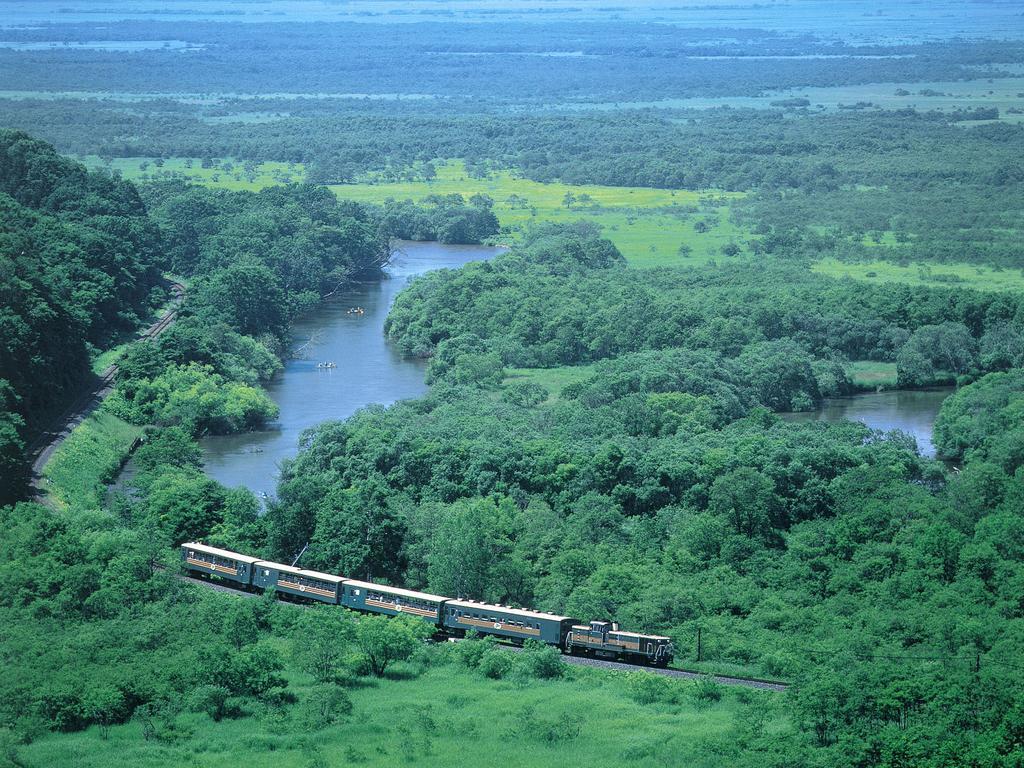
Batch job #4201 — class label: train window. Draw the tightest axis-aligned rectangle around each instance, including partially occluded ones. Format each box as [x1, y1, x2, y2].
[264, 569, 271, 576]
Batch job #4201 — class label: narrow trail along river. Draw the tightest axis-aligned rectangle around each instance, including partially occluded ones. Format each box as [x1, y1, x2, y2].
[199, 241, 504, 498]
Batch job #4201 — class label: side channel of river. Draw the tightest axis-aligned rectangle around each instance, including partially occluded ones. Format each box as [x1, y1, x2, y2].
[198, 241, 504, 498]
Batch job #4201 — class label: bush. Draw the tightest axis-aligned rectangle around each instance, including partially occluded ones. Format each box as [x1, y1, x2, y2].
[691, 674, 723, 706]
[477, 647, 515, 679]
[298, 684, 352, 730]
[512, 640, 564, 680]
[187, 685, 234, 722]
[625, 671, 678, 705]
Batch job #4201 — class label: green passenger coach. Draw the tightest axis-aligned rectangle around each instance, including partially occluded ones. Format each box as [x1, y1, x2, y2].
[341, 579, 448, 624]
[252, 561, 345, 604]
[443, 599, 577, 646]
[181, 542, 260, 586]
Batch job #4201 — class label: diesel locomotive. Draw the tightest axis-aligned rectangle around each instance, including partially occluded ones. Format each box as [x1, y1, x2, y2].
[182, 542, 674, 667]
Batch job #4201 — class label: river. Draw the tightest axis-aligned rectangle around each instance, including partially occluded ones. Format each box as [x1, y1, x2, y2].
[781, 387, 954, 458]
[198, 241, 503, 497]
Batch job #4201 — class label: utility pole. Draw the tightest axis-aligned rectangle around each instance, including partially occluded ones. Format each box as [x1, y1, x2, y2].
[697, 627, 702, 662]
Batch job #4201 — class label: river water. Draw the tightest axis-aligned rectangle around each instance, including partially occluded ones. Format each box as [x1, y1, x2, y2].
[781, 387, 954, 458]
[199, 241, 503, 497]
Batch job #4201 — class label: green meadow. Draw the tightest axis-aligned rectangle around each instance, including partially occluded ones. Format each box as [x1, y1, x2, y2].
[88, 157, 747, 268]
[813, 257, 1024, 293]
[83, 156, 307, 193]
[846, 361, 899, 390]
[502, 364, 598, 404]
[19, 661, 784, 768]
[92, 156, 1023, 287]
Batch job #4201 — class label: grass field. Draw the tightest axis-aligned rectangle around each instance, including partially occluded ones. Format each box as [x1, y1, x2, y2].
[329, 160, 749, 267]
[502, 365, 597, 403]
[813, 257, 1024, 293]
[90, 156, 1024, 289]
[846, 360, 898, 390]
[19, 663, 783, 768]
[87, 156, 749, 268]
[568, 75, 1024, 123]
[82, 155, 307, 192]
[41, 409, 143, 511]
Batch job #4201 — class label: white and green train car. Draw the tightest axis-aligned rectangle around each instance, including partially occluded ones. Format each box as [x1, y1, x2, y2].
[252, 561, 345, 604]
[443, 599, 577, 646]
[181, 542, 261, 586]
[340, 579, 448, 624]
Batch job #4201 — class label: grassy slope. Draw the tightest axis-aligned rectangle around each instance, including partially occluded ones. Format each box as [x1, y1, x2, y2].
[20, 664, 783, 768]
[846, 361, 898, 390]
[41, 409, 143, 511]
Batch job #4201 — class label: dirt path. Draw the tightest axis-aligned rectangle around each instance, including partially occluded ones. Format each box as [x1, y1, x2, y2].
[28, 280, 186, 502]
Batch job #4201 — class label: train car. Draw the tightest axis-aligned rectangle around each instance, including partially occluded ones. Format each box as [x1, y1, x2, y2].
[252, 561, 345, 604]
[566, 620, 674, 666]
[443, 599, 577, 646]
[181, 542, 260, 586]
[341, 580, 448, 625]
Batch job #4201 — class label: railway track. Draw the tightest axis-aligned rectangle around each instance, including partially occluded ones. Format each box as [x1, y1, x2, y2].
[173, 571, 788, 692]
[28, 280, 186, 497]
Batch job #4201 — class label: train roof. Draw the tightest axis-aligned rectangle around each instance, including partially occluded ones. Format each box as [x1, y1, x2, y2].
[344, 579, 449, 603]
[254, 560, 346, 583]
[183, 542, 262, 565]
[446, 599, 576, 623]
[612, 630, 673, 641]
[571, 624, 672, 641]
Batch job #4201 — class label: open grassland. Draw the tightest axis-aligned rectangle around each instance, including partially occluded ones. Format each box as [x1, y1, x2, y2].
[20, 665, 783, 768]
[82, 155, 306, 192]
[331, 160, 748, 268]
[502, 364, 598, 403]
[813, 257, 1024, 293]
[569, 75, 1024, 122]
[89, 157, 748, 268]
[95, 157, 1023, 288]
[846, 360, 899, 390]
[41, 409, 143, 512]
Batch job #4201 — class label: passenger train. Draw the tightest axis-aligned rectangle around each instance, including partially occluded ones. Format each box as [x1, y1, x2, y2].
[181, 542, 674, 667]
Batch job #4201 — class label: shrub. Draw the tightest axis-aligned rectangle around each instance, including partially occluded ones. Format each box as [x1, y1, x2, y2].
[692, 674, 723, 705]
[512, 640, 564, 680]
[625, 671, 678, 705]
[298, 684, 352, 730]
[477, 647, 515, 679]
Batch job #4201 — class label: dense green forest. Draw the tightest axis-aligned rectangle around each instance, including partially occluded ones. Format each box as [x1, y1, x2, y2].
[0, 130, 163, 500]
[3, 2, 1024, 766]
